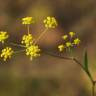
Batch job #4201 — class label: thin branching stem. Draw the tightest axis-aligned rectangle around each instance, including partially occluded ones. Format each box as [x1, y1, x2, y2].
[27, 24, 30, 34]
[73, 57, 93, 83]
[92, 82, 95, 96]
[10, 42, 26, 48]
[43, 51, 96, 96]
[34, 28, 48, 44]
[14, 49, 25, 54]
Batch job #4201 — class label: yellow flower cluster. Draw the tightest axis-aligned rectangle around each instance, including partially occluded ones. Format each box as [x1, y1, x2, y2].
[22, 17, 34, 25]
[58, 32, 80, 52]
[21, 33, 40, 60]
[21, 16, 41, 60]
[21, 34, 33, 47]
[0, 47, 14, 61]
[0, 31, 9, 43]
[26, 45, 40, 60]
[43, 16, 58, 28]
[0, 31, 13, 61]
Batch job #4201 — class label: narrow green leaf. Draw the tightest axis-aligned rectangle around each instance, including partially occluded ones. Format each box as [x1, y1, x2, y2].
[83, 49, 93, 82]
[84, 49, 88, 72]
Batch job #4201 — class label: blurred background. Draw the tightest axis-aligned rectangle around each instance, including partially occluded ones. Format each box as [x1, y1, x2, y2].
[0, 0, 96, 96]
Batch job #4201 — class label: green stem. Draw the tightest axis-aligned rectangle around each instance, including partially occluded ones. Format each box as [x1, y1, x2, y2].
[14, 49, 25, 54]
[10, 42, 25, 48]
[43, 51, 95, 96]
[92, 82, 95, 96]
[73, 57, 93, 83]
[27, 25, 30, 34]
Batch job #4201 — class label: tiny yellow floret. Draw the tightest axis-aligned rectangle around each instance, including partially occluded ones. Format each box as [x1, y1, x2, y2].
[43, 16, 58, 28]
[73, 38, 80, 45]
[62, 35, 68, 40]
[69, 32, 75, 38]
[66, 42, 72, 47]
[26, 45, 41, 60]
[0, 31, 9, 43]
[0, 47, 14, 61]
[58, 44, 65, 52]
[22, 17, 34, 25]
[21, 34, 33, 47]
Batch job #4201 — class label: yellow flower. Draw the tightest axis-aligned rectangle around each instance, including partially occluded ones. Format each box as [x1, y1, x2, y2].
[58, 44, 65, 52]
[73, 38, 80, 45]
[26, 45, 41, 60]
[0, 47, 14, 61]
[0, 31, 9, 43]
[22, 17, 34, 25]
[43, 16, 58, 28]
[62, 35, 68, 40]
[66, 42, 72, 47]
[58, 32, 80, 53]
[69, 32, 75, 38]
[21, 34, 33, 47]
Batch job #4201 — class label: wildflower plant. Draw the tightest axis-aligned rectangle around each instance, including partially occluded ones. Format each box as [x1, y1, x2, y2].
[26, 45, 40, 60]
[58, 31, 80, 52]
[0, 47, 14, 61]
[0, 16, 58, 61]
[22, 17, 34, 25]
[21, 34, 33, 47]
[0, 31, 9, 43]
[43, 16, 58, 28]
[21, 17, 41, 60]
[0, 16, 96, 96]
